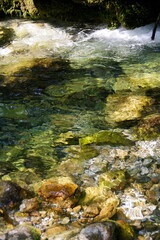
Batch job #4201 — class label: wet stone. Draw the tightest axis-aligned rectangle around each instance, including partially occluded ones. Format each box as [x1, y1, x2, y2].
[116, 220, 135, 240]
[45, 224, 69, 239]
[135, 176, 151, 183]
[82, 206, 100, 218]
[77, 222, 117, 240]
[4, 225, 41, 240]
[143, 158, 153, 167]
[19, 198, 40, 213]
[38, 181, 81, 208]
[79, 130, 134, 146]
[80, 187, 119, 222]
[141, 167, 149, 175]
[0, 181, 27, 209]
[98, 170, 127, 191]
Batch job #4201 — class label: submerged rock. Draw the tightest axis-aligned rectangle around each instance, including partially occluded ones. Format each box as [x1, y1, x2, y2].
[19, 198, 40, 213]
[134, 114, 160, 140]
[2, 57, 69, 88]
[98, 170, 127, 191]
[116, 220, 135, 240]
[80, 186, 119, 222]
[2, 169, 41, 190]
[0, 27, 15, 47]
[79, 130, 134, 146]
[76, 222, 117, 240]
[5, 225, 40, 240]
[38, 181, 81, 208]
[0, 161, 17, 178]
[0, 181, 28, 209]
[105, 93, 154, 125]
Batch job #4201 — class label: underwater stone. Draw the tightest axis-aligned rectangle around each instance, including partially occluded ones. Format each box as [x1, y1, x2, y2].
[78, 222, 117, 240]
[79, 130, 134, 146]
[105, 93, 154, 125]
[98, 170, 127, 191]
[80, 186, 119, 222]
[0, 181, 27, 209]
[116, 220, 135, 240]
[5, 225, 40, 240]
[0, 27, 15, 47]
[134, 114, 160, 140]
[0, 161, 17, 178]
[38, 181, 81, 208]
[19, 198, 40, 213]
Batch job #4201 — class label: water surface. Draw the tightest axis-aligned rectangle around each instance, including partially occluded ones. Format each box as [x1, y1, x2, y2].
[0, 19, 160, 177]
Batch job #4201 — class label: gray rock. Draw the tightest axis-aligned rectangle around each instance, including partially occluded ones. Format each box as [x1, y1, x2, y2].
[77, 222, 117, 240]
[141, 167, 149, 175]
[143, 158, 153, 167]
[5, 226, 40, 240]
[0, 181, 23, 209]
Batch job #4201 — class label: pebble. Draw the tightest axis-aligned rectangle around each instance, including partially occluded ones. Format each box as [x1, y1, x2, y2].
[61, 217, 70, 225]
[143, 158, 153, 167]
[141, 167, 149, 175]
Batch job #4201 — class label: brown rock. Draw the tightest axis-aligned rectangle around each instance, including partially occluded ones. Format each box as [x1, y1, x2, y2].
[94, 198, 118, 222]
[45, 224, 69, 238]
[38, 181, 81, 208]
[83, 206, 100, 218]
[80, 187, 119, 222]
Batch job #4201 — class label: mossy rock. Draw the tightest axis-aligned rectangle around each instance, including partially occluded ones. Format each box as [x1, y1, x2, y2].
[80, 145, 99, 160]
[79, 130, 134, 146]
[6, 225, 41, 240]
[105, 93, 154, 125]
[116, 220, 135, 240]
[98, 170, 127, 191]
[133, 114, 160, 140]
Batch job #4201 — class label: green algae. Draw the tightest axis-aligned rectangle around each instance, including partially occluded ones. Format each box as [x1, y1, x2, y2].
[98, 170, 127, 191]
[116, 220, 135, 240]
[79, 130, 134, 146]
[133, 114, 160, 141]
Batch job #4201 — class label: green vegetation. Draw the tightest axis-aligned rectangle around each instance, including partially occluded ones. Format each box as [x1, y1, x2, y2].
[0, 0, 159, 28]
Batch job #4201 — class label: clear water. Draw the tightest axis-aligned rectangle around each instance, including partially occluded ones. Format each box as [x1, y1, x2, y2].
[0, 19, 160, 177]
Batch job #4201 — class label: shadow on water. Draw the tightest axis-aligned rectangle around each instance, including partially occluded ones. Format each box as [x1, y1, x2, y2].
[0, 27, 15, 47]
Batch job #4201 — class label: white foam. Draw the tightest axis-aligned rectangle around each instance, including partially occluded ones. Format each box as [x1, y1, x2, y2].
[0, 20, 160, 64]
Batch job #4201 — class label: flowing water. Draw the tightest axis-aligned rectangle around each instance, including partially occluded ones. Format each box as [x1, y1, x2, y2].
[0, 19, 160, 238]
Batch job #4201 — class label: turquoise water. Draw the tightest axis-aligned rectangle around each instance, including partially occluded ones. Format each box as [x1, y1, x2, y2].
[0, 19, 160, 178]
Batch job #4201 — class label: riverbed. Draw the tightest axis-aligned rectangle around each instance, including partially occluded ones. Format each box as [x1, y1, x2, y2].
[0, 19, 160, 239]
